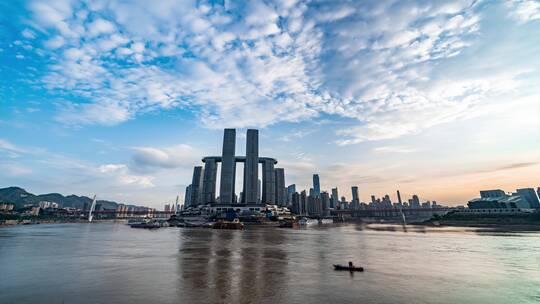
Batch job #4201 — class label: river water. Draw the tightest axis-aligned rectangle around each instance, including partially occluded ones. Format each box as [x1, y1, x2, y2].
[1, 222, 539, 304]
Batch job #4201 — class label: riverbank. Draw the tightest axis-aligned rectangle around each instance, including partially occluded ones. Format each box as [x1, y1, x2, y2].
[0, 216, 124, 227]
[418, 212, 540, 231]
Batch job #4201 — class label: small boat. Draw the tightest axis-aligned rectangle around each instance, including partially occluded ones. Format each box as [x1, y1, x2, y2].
[318, 218, 334, 224]
[279, 220, 300, 228]
[127, 218, 146, 226]
[213, 218, 244, 230]
[298, 217, 318, 225]
[333, 264, 364, 272]
[129, 219, 160, 229]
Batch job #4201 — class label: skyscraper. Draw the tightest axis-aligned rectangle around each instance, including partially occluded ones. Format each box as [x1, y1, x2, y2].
[313, 174, 321, 197]
[184, 184, 192, 207]
[351, 186, 359, 203]
[220, 129, 236, 204]
[397, 190, 402, 205]
[411, 194, 420, 208]
[243, 129, 259, 203]
[262, 159, 276, 204]
[190, 166, 204, 206]
[287, 184, 296, 204]
[275, 168, 286, 206]
[331, 187, 339, 209]
[202, 158, 217, 204]
[321, 191, 330, 215]
[257, 179, 262, 203]
[291, 191, 300, 214]
[300, 190, 307, 215]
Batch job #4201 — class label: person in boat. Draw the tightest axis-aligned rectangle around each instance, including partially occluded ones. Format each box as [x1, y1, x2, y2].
[348, 261, 353, 268]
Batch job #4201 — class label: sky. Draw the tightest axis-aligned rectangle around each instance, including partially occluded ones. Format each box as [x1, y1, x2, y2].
[0, 0, 539, 208]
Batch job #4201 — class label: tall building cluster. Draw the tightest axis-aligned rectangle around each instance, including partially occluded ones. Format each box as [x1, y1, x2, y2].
[184, 129, 287, 207]
[180, 129, 540, 215]
[286, 174, 438, 216]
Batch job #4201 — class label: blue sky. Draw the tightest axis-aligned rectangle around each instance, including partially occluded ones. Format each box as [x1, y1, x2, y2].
[1, 0, 539, 208]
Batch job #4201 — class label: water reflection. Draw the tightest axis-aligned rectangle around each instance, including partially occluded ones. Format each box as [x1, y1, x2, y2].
[2, 223, 540, 304]
[178, 229, 288, 304]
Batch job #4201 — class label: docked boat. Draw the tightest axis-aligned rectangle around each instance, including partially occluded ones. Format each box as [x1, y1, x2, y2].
[127, 218, 146, 226]
[213, 219, 244, 230]
[333, 264, 364, 272]
[129, 219, 160, 229]
[298, 217, 318, 225]
[319, 218, 334, 224]
[279, 219, 300, 228]
[184, 220, 213, 228]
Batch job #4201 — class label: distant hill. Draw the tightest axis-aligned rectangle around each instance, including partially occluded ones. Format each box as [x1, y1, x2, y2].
[0, 186, 135, 210]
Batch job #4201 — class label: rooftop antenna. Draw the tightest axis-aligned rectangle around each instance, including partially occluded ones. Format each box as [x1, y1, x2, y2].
[88, 195, 97, 222]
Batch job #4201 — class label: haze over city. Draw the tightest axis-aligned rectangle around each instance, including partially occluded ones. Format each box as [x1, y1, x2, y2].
[1, 0, 539, 208]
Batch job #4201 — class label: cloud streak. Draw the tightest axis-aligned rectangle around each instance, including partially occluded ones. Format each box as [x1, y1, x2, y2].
[22, 0, 539, 145]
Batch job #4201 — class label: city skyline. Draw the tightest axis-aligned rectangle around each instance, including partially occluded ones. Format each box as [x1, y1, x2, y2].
[1, 0, 540, 208]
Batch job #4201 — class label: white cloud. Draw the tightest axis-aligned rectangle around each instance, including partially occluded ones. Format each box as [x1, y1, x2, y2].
[87, 19, 116, 37]
[44, 36, 65, 48]
[373, 146, 417, 154]
[508, 0, 540, 22]
[98, 163, 154, 188]
[26, 0, 536, 145]
[22, 28, 36, 39]
[0, 139, 27, 156]
[99, 163, 127, 173]
[131, 144, 200, 171]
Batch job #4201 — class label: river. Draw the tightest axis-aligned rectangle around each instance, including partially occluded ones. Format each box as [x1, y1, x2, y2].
[1, 222, 539, 304]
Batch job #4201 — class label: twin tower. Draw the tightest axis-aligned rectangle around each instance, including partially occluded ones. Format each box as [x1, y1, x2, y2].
[185, 129, 286, 207]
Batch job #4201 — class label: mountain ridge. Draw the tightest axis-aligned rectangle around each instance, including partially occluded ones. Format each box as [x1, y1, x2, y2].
[0, 186, 142, 210]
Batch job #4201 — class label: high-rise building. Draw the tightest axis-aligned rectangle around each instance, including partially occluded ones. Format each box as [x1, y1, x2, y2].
[397, 190, 402, 205]
[340, 196, 348, 209]
[313, 174, 321, 197]
[515, 188, 540, 209]
[308, 195, 322, 216]
[287, 184, 296, 204]
[331, 187, 339, 209]
[351, 186, 359, 203]
[321, 191, 330, 215]
[411, 194, 420, 208]
[262, 159, 276, 204]
[184, 184, 192, 207]
[291, 192, 300, 214]
[275, 168, 286, 206]
[257, 179, 262, 203]
[243, 129, 259, 203]
[190, 166, 204, 206]
[300, 190, 308, 215]
[202, 158, 217, 204]
[383, 194, 392, 208]
[220, 129, 236, 204]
